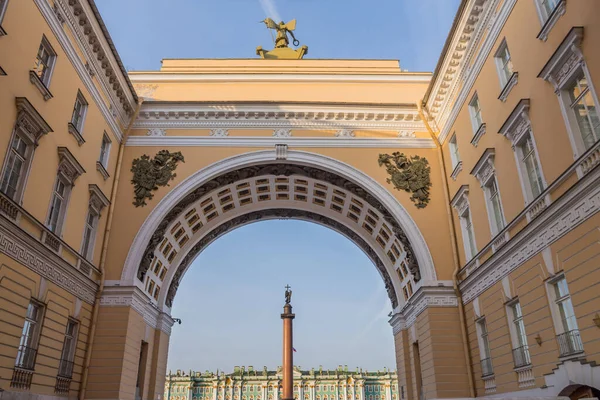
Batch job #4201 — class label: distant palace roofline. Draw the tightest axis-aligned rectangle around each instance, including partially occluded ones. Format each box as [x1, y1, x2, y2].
[166, 366, 398, 379]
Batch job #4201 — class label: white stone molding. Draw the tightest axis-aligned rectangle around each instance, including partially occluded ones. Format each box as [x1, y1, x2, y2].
[119, 150, 437, 312]
[275, 144, 288, 160]
[539, 27, 584, 91]
[483, 375, 497, 394]
[147, 128, 167, 137]
[335, 129, 355, 138]
[126, 136, 436, 149]
[273, 129, 292, 138]
[537, 0, 567, 42]
[209, 128, 229, 137]
[132, 103, 426, 132]
[89, 184, 110, 215]
[491, 231, 510, 252]
[389, 286, 457, 330]
[32, 0, 129, 142]
[460, 163, 600, 303]
[427, 0, 519, 144]
[470, 148, 496, 187]
[498, 72, 519, 102]
[516, 366, 535, 388]
[397, 130, 416, 138]
[15, 97, 54, 144]
[57, 147, 85, 184]
[499, 99, 531, 147]
[100, 285, 175, 335]
[450, 161, 463, 181]
[451, 185, 470, 216]
[470, 123, 487, 147]
[0, 214, 97, 304]
[542, 360, 600, 396]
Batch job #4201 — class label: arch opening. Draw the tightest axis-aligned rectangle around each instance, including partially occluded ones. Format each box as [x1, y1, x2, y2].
[121, 151, 436, 314]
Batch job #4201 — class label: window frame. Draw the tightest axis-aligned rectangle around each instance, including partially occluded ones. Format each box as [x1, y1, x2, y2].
[515, 131, 546, 203]
[461, 207, 477, 261]
[468, 93, 484, 134]
[70, 90, 88, 133]
[58, 318, 79, 378]
[99, 132, 112, 168]
[494, 39, 514, 89]
[33, 35, 57, 88]
[46, 175, 72, 235]
[15, 299, 45, 370]
[0, 130, 34, 203]
[475, 317, 493, 376]
[448, 133, 461, 170]
[80, 207, 99, 261]
[0, 0, 8, 29]
[483, 176, 506, 236]
[506, 299, 531, 367]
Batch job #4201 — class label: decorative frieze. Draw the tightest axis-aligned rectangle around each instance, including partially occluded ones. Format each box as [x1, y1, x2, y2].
[15, 97, 53, 144]
[389, 286, 458, 331]
[498, 99, 530, 147]
[470, 148, 495, 187]
[147, 128, 167, 137]
[273, 128, 292, 138]
[209, 128, 229, 137]
[538, 27, 584, 91]
[398, 130, 416, 138]
[335, 129, 355, 138]
[57, 147, 85, 184]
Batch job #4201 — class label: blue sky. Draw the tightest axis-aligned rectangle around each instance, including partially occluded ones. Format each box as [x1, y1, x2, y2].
[95, 0, 460, 373]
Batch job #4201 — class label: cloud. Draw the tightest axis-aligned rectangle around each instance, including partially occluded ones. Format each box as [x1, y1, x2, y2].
[259, 0, 281, 22]
[350, 286, 392, 344]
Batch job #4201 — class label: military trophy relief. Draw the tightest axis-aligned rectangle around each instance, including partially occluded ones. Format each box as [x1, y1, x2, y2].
[378, 152, 432, 209]
[131, 150, 185, 207]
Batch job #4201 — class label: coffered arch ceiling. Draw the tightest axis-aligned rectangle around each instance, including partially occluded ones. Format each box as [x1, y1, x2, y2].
[121, 151, 436, 313]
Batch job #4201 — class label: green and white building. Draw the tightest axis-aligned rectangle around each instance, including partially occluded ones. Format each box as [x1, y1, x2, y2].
[164, 367, 400, 400]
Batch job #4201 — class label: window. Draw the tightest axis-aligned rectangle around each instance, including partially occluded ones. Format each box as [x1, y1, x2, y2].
[1, 133, 30, 200]
[537, 0, 561, 22]
[567, 74, 600, 150]
[70, 91, 88, 133]
[495, 40, 514, 88]
[81, 208, 99, 261]
[484, 178, 505, 235]
[469, 93, 484, 134]
[463, 209, 477, 259]
[449, 134, 461, 169]
[477, 319, 493, 376]
[15, 300, 45, 370]
[518, 133, 545, 199]
[32, 36, 56, 87]
[509, 302, 531, 367]
[551, 277, 584, 357]
[99, 133, 111, 167]
[0, 0, 8, 27]
[58, 319, 78, 378]
[47, 177, 70, 234]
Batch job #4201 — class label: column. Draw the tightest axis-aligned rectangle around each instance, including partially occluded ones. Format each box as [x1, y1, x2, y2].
[335, 384, 339, 400]
[263, 385, 267, 400]
[343, 385, 347, 400]
[299, 383, 304, 400]
[281, 289, 295, 400]
[212, 384, 218, 400]
[385, 384, 391, 400]
[310, 385, 315, 400]
[189, 384, 194, 400]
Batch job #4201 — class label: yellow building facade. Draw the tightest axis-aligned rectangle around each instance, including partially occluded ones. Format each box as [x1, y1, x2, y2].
[0, 1, 598, 400]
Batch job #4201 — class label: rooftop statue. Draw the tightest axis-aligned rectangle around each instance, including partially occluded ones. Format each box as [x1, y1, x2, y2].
[256, 18, 308, 60]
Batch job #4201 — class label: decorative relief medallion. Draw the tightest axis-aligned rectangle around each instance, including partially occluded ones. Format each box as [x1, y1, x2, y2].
[397, 130, 416, 138]
[378, 153, 431, 209]
[147, 128, 167, 137]
[273, 128, 292, 138]
[335, 129, 355, 138]
[131, 150, 185, 207]
[209, 128, 229, 137]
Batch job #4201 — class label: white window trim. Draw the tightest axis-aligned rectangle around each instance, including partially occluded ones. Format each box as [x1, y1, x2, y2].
[80, 208, 99, 261]
[475, 317, 491, 361]
[494, 38, 513, 89]
[99, 131, 112, 167]
[468, 93, 484, 134]
[470, 149, 506, 236]
[451, 185, 478, 261]
[46, 175, 72, 236]
[539, 27, 600, 159]
[534, 0, 566, 41]
[34, 35, 57, 87]
[1, 98, 53, 204]
[71, 90, 88, 132]
[498, 99, 548, 206]
[545, 273, 576, 336]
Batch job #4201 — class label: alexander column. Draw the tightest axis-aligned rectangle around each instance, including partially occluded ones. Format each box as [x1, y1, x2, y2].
[281, 285, 295, 400]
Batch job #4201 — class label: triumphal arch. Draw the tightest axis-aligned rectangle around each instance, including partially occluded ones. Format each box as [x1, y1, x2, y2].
[90, 28, 465, 400]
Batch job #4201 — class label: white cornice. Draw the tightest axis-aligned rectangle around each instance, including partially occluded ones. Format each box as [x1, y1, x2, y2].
[390, 285, 458, 331]
[427, 0, 518, 144]
[125, 136, 436, 149]
[128, 73, 431, 84]
[133, 103, 426, 132]
[33, 0, 125, 142]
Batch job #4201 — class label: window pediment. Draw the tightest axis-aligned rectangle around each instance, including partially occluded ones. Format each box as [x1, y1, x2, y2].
[57, 147, 85, 184]
[538, 27, 584, 90]
[470, 148, 496, 186]
[15, 97, 53, 145]
[89, 184, 110, 214]
[498, 99, 531, 147]
[451, 185, 470, 216]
